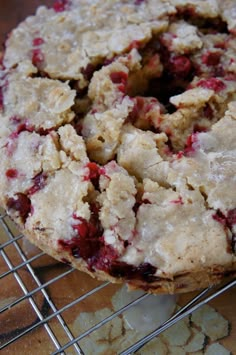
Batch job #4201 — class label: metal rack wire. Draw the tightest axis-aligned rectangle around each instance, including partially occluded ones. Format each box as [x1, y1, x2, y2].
[0, 209, 235, 354]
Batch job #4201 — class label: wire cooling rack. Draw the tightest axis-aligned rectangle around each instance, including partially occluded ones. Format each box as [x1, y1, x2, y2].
[0, 208, 235, 355]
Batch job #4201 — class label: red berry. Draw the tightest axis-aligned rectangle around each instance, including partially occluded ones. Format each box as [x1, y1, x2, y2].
[94, 243, 118, 270]
[128, 40, 142, 51]
[214, 42, 226, 49]
[129, 96, 159, 124]
[193, 124, 208, 133]
[60, 204, 154, 276]
[53, 0, 69, 12]
[169, 55, 192, 78]
[184, 132, 199, 155]
[176, 151, 184, 159]
[110, 71, 128, 85]
[109, 261, 157, 282]
[225, 73, 236, 81]
[28, 173, 47, 195]
[6, 169, 18, 179]
[170, 196, 184, 205]
[202, 51, 221, 66]
[227, 209, 236, 226]
[87, 162, 100, 180]
[212, 210, 226, 225]
[32, 49, 44, 66]
[9, 122, 34, 140]
[60, 204, 104, 264]
[36, 127, 52, 136]
[203, 104, 214, 119]
[84, 162, 101, 189]
[73, 219, 89, 239]
[17, 123, 34, 134]
[7, 193, 31, 223]
[129, 97, 144, 122]
[197, 78, 226, 92]
[32, 37, 44, 46]
[110, 71, 128, 93]
[10, 115, 21, 124]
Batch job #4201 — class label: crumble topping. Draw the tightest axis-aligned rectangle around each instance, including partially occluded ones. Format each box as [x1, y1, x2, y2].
[1, 0, 236, 292]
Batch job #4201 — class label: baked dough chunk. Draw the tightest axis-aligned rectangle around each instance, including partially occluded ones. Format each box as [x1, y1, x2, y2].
[0, 0, 236, 294]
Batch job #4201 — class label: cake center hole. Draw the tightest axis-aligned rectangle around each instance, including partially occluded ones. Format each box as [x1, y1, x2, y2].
[128, 41, 195, 114]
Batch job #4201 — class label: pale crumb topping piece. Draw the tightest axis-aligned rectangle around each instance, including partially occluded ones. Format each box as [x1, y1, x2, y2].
[3, 0, 170, 82]
[88, 61, 130, 107]
[2, 75, 76, 131]
[26, 167, 91, 243]
[171, 114, 236, 212]
[122, 178, 233, 275]
[117, 124, 169, 184]
[98, 161, 136, 249]
[0, 131, 60, 202]
[58, 125, 88, 163]
[161, 79, 236, 151]
[83, 60, 136, 163]
[161, 20, 203, 54]
[40, 132, 62, 171]
[218, 0, 236, 32]
[83, 97, 134, 164]
[170, 87, 214, 107]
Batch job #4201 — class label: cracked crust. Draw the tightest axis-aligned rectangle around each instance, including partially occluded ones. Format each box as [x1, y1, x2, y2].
[0, 0, 236, 293]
